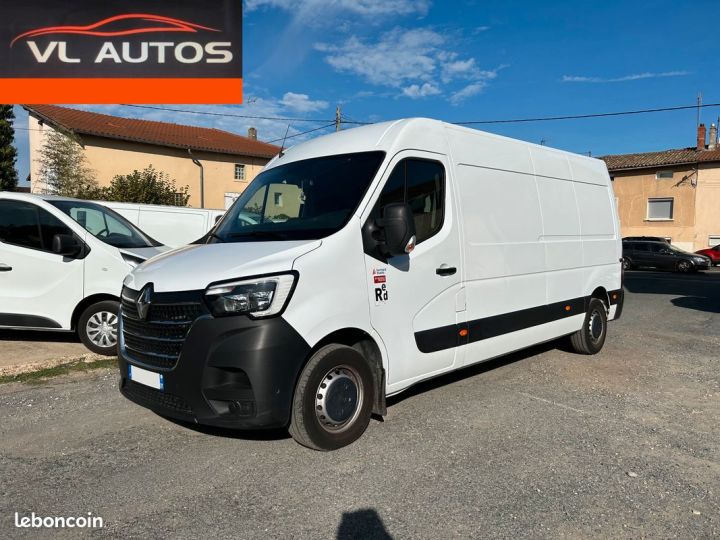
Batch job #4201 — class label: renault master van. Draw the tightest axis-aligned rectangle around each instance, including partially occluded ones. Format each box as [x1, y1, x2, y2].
[0, 193, 168, 355]
[118, 119, 624, 450]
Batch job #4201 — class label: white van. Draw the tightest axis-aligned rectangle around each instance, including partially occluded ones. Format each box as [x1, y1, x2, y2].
[97, 201, 225, 248]
[0, 193, 168, 355]
[118, 119, 624, 450]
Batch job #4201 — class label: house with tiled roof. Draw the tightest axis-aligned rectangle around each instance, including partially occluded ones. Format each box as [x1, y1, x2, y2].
[24, 105, 280, 209]
[600, 123, 720, 252]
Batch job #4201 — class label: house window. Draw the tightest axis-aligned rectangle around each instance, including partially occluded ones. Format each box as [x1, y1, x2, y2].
[655, 171, 674, 179]
[273, 192, 283, 207]
[709, 235, 720, 247]
[647, 198, 674, 220]
[172, 193, 186, 206]
[234, 164, 246, 181]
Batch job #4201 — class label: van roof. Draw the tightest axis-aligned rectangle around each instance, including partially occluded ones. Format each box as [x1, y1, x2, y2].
[267, 117, 606, 174]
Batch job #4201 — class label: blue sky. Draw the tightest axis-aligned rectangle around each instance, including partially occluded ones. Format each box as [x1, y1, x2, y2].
[12, 0, 720, 185]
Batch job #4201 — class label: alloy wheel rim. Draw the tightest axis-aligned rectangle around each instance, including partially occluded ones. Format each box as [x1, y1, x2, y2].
[86, 311, 118, 349]
[315, 365, 364, 433]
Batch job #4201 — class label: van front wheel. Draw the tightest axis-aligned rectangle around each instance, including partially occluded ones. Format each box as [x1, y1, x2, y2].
[289, 344, 374, 451]
[78, 300, 120, 356]
[569, 298, 607, 355]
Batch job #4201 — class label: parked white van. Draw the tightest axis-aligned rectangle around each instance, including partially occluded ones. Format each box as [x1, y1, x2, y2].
[0, 193, 168, 355]
[118, 119, 624, 450]
[98, 201, 225, 248]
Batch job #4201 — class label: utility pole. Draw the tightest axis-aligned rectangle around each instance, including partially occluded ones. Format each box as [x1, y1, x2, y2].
[697, 92, 702, 127]
[335, 105, 342, 132]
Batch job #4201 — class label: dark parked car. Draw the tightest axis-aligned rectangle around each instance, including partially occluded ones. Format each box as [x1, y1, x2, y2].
[622, 241, 712, 272]
[622, 236, 670, 243]
[695, 244, 720, 266]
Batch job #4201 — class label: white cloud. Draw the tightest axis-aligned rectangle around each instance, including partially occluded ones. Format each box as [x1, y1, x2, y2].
[449, 82, 487, 105]
[562, 71, 689, 83]
[315, 27, 500, 102]
[402, 83, 441, 99]
[245, 0, 431, 17]
[316, 28, 443, 87]
[280, 92, 329, 112]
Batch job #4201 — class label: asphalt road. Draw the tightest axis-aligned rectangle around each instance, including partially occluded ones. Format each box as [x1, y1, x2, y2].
[1, 270, 718, 539]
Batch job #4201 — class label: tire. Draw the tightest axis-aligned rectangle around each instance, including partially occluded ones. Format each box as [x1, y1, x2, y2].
[676, 259, 692, 273]
[78, 300, 120, 356]
[289, 344, 374, 451]
[622, 258, 633, 271]
[569, 298, 608, 355]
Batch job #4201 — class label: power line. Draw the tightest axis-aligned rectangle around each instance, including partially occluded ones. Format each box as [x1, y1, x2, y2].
[266, 123, 336, 144]
[119, 104, 333, 124]
[338, 102, 720, 127]
[453, 103, 720, 125]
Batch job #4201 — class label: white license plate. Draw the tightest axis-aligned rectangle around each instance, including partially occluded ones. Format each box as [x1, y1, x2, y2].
[129, 365, 164, 390]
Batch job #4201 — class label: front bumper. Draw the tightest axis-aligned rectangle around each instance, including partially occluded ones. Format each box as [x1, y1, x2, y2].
[118, 313, 311, 429]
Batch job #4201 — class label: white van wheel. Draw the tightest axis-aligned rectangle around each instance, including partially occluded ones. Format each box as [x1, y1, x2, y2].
[78, 300, 120, 356]
[289, 344, 374, 451]
[569, 298, 607, 355]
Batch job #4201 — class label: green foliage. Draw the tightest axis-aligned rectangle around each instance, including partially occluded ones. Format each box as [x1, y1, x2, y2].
[37, 130, 101, 199]
[0, 105, 19, 191]
[103, 166, 189, 206]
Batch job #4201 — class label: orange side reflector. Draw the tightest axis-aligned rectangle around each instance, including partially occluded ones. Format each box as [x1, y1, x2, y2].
[459, 329, 469, 337]
[565, 305, 572, 311]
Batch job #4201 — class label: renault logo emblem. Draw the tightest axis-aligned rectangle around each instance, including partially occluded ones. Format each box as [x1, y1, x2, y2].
[136, 284, 153, 320]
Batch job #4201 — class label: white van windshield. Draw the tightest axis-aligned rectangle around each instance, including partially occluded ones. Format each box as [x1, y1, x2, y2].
[212, 152, 385, 242]
[49, 200, 162, 249]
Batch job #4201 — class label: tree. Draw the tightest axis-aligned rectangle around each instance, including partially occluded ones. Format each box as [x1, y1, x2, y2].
[37, 130, 101, 198]
[0, 105, 19, 191]
[103, 166, 189, 206]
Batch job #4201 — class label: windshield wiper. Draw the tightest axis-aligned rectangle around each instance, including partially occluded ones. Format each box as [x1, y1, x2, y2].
[227, 231, 289, 240]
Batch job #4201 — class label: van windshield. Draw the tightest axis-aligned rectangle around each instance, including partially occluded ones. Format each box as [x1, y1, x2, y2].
[213, 151, 386, 242]
[49, 200, 162, 248]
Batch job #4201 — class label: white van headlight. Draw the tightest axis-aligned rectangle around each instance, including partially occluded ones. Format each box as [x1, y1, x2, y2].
[204, 273, 297, 318]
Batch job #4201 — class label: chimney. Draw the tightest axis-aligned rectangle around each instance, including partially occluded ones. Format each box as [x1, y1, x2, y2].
[247, 127, 257, 141]
[697, 123, 706, 150]
[709, 123, 718, 151]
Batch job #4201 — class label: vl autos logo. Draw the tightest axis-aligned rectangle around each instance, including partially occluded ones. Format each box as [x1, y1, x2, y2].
[0, 0, 243, 104]
[11, 13, 233, 65]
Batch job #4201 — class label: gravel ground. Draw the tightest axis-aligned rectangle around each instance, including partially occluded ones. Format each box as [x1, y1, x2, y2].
[1, 270, 718, 539]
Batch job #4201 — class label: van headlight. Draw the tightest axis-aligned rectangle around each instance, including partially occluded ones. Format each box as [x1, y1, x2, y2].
[204, 273, 297, 318]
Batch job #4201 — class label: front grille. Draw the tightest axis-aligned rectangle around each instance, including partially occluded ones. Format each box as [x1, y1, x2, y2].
[123, 379, 192, 415]
[121, 286, 206, 370]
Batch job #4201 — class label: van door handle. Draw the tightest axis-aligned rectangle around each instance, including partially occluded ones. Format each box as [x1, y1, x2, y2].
[0, 264, 12, 272]
[436, 265, 457, 276]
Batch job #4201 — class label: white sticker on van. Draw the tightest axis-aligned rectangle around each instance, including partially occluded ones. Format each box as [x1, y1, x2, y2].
[372, 268, 388, 304]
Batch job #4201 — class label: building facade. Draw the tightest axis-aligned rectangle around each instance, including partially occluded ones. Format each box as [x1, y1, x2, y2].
[601, 123, 720, 252]
[25, 105, 280, 210]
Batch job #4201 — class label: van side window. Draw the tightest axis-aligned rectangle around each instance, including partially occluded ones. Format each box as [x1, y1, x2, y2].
[0, 200, 42, 250]
[375, 158, 445, 244]
[0, 200, 73, 253]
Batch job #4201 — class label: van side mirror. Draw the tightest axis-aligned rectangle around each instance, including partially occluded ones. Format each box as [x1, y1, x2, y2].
[378, 203, 416, 257]
[52, 234, 82, 258]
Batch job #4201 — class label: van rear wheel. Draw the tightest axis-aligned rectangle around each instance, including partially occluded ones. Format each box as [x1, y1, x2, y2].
[78, 300, 120, 356]
[289, 344, 374, 451]
[569, 298, 607, 355]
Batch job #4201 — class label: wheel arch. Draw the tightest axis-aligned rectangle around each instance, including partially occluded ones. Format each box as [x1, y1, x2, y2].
[303, 328, 387, 417]
[590, 286, 609, 311]
[71, 294, 119, 331]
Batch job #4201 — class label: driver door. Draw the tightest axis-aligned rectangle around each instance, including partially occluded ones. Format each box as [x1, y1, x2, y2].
[0, 200, 84, 329]
[362, 152, 463, 388]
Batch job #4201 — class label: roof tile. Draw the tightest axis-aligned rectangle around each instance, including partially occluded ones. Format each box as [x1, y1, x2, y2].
[25, 104, 280, 159]
[600, 147, 720, 171]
